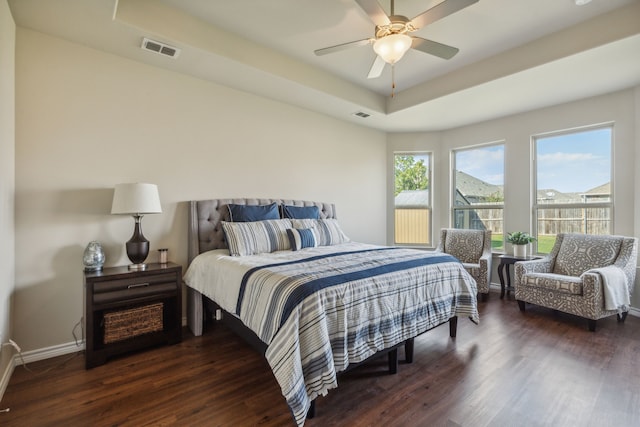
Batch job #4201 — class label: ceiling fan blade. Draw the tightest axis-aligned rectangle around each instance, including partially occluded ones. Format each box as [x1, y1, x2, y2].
[314, 38, 371, 56]
[355, 0, 390, 27]
[411, 37, 459, 60]
[367, 55, 386, 79]
[410, 0, 478, 30]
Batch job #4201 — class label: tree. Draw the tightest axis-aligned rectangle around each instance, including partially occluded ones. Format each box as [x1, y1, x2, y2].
[395, 155, 428, 196]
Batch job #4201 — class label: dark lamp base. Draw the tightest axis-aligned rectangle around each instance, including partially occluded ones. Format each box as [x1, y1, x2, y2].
[126, 215, 150, 266]
[128, 263, 148, 271]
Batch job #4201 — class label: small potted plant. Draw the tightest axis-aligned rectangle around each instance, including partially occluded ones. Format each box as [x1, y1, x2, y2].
[507, 231, 536, 257]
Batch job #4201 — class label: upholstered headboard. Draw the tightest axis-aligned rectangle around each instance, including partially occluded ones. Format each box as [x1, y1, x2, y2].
[188, 198, 337, 263]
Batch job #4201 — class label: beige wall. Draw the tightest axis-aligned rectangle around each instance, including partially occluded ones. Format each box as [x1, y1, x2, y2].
[388, 89, 640, 306]
[0, 0, 16, 381]
[13, 28, 387, 353]
[9, 17, 640, 360]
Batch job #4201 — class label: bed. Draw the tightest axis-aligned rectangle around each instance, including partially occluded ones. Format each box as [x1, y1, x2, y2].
[184, 198, 479, 426]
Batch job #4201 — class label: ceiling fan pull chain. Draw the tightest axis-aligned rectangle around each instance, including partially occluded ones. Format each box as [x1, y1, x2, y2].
[391, 64, 396, 98]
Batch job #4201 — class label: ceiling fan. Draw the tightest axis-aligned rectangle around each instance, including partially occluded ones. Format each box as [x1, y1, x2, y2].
[314, 0, 479, 80]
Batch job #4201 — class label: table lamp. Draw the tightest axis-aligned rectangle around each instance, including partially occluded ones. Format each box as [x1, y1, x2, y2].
[111, 183, 162, 270]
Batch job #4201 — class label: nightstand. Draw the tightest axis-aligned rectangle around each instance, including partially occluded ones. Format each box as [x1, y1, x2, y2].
[84, 262, 182, 369]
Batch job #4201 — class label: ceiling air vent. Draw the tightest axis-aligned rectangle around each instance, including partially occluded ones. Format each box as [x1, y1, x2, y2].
[141, 37, 180, 59]
[352, 111, 371, 118]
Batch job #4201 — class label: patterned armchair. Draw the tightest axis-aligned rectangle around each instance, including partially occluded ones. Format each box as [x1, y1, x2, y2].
[514, 233, 638, 331]
[436, 228, 492, 301]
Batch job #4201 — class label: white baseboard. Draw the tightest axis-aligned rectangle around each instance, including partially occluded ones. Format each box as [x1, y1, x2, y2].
[13, 340, 84, 366]
[0, 343, 16, 403]
[0, 339, 84, 402]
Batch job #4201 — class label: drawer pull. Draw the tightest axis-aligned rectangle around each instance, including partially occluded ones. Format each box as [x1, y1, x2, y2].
[127, 282, 150, 289]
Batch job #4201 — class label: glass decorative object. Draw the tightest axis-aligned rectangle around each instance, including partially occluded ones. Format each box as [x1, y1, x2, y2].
[83, 241, 105, 272]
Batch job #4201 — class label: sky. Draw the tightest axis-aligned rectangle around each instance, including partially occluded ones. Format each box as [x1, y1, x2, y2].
[455, 144, 504, 186]
[535, 127, 611, 193]
[455, 127, 611, 194]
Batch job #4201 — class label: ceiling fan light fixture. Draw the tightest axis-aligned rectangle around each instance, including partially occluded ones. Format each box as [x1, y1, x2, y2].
[373, 33, 412, 64]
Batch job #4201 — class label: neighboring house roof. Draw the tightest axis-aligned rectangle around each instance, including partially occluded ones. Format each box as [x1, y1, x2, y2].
[536, 188, 574, 202]
[395, 190, 429, 208]
[455, 170, 503, 199]
[584, 182, 610, 196]
[538, 182, 610, 203]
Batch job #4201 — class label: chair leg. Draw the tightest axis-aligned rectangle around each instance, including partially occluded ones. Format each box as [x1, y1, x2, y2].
[617, 312, 628, 323]
[588, 319, 596, 332]
[517, 300, 526, 312]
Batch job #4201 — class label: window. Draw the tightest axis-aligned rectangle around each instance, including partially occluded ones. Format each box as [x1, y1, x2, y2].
[394, 153, 431, 246]
[534, 125, 612, 253]
[452, 143, 504, 252]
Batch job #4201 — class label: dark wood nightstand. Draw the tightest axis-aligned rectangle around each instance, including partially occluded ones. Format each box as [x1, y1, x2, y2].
[84, 262, 182, 369]
[497, 255, 541, 299]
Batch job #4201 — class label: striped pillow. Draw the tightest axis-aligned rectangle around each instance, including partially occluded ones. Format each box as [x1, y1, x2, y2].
[291, 218, 350, 246]
[222, 219, 292, 256]
[286, 228, 317, 251]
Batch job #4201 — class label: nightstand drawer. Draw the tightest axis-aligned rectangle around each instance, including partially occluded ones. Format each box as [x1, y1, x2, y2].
[93, 282, 177, 305]
[93, 272, 177, 294]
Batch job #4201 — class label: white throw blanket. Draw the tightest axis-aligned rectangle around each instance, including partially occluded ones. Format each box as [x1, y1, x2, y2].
[589, 265, 629, 312]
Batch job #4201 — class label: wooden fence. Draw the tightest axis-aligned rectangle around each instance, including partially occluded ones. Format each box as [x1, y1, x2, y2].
[536, 207, 611, 235]
[395, 208, 430, 244]
[396, 206, 611, 244]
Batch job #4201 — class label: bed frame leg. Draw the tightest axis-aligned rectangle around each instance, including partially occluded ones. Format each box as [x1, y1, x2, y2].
[306, 400, 315, 419]
[404, 338, 414, 364]
[449, 316, 458, 338]
[388, 348, 398, 374]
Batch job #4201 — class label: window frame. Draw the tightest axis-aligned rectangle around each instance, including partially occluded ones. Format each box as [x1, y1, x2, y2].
[532, 123, 614, 253]
[392, 151, 433, 247]
[451, 141, 505, 251]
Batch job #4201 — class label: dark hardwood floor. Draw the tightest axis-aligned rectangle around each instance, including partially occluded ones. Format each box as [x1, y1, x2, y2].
[2, 292, 640, 427]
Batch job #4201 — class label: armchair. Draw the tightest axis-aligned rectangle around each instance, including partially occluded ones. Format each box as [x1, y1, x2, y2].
[514, 233, 637, 331]
[436, 228, 492, 301]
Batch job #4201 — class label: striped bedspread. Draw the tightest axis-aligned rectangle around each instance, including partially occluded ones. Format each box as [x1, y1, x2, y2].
[230, 246, 479, 426]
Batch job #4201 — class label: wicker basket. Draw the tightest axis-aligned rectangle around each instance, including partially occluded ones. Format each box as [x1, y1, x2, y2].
[103, 302, 164, 344]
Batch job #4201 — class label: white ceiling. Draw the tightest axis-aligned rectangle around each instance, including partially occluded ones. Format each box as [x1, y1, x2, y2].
[8, 0, 640, 132]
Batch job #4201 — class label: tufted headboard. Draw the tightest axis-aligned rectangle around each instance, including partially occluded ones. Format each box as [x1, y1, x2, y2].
[188, 198, 337, 264]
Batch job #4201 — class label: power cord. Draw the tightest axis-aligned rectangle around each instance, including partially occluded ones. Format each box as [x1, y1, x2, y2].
[12, 318, 85, 375]
[1, 319, 85, 414]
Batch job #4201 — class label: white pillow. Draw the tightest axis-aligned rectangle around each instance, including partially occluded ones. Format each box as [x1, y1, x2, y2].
[222, 219, 292, 256]
[291, 218, 350, 246]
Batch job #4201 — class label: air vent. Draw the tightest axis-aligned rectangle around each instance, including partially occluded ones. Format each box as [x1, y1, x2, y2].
[141, 37, 180, 59]
[352, 111, 371, 118]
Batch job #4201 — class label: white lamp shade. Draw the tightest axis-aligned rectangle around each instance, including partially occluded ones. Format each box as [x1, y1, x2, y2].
[373, 34, 412, 64]
[111, 183, 162, 215]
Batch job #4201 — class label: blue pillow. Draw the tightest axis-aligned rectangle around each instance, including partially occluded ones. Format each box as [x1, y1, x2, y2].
[227, 203, 279, 222]
[282, 205, 320, 219]
[286, 228, 317, 251]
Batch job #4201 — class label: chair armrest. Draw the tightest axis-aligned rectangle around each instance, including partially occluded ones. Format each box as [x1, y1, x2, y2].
[580, 271, 606, 301]
[612, 237, 638, 290]
[514, 257, 552, 288]
[515, 257, 552, 274]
